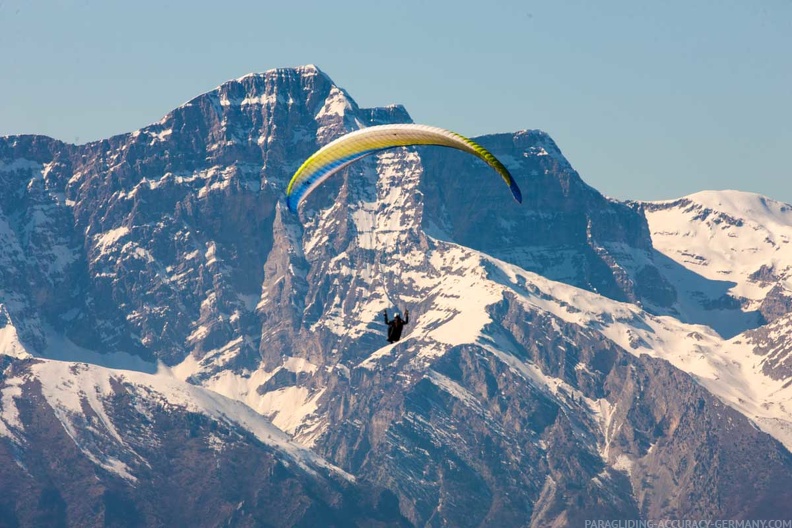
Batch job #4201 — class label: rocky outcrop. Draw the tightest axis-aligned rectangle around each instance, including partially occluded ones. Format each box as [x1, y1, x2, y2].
[420, 130, 671, 308]
[0, 357, 408, 528]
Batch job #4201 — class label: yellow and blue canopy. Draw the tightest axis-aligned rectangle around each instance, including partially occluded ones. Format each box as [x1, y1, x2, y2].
[285, 123, 522, 211]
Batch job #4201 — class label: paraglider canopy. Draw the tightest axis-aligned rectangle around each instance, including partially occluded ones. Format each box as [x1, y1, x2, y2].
[285, 123, 522, 211]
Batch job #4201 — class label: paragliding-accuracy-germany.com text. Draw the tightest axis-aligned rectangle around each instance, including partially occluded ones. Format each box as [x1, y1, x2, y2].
[584, 520, 792, 528]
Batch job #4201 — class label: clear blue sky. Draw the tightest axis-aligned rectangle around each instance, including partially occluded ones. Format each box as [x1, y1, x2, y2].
[1, 0, 790, 203]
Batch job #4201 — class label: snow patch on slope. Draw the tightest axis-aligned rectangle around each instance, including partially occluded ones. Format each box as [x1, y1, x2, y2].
[0, 377, 25, 443]
[94, 227, 130, 254]
[316, 86, 353, 121]
[257, 386, 325, 435]
[645, 190, 792, 305]
[0, 308, 31, 360]
[170, 356, 326, 447]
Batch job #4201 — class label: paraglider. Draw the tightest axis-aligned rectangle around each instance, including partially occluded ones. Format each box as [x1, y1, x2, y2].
[284, 123, 521, 347]
[284, 123, 522, 211]
[383, 309, 409, 343]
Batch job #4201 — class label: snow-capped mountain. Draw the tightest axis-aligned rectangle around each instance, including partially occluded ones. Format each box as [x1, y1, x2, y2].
[0, 355, 406, 527]
[1, 65, 791, 526]
[642, 191, 792, 333]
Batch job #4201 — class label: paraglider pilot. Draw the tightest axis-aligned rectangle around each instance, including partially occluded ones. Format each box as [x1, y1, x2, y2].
[383, 309, 409, 343]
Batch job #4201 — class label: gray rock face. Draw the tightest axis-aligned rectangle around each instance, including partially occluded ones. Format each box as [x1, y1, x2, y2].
[420, 131, 662, 306]
[2, 65, 792, 526]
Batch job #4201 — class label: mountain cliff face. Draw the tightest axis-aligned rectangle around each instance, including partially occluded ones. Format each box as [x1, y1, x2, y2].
[0, 357, 406, 527]
[2, 65, 792, 526]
